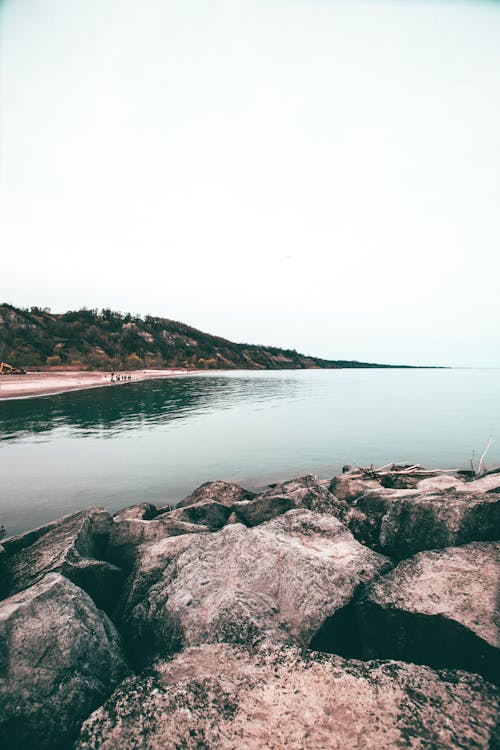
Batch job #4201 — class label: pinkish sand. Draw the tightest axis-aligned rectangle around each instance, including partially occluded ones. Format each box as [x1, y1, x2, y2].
[0, 369, 199, 400]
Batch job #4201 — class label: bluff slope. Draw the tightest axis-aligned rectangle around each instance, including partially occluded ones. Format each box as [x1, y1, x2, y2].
[0, 303, 407, 371]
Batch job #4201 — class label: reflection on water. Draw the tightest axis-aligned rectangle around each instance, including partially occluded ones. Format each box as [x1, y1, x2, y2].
[1, 369, 499, 536]
[0, 375, 303, 442]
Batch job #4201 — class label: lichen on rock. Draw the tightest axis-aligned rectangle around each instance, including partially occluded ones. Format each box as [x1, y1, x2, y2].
[74, 643, 500, 750]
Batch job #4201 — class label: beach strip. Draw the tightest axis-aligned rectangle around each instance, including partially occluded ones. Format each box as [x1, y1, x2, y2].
[0, 369, 198, 400]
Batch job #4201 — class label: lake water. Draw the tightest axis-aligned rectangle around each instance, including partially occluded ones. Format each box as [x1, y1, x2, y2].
[1, 368, 499, 536]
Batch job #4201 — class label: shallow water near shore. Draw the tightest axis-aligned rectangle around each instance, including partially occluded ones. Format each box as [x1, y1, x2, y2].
[1, 368, 499, 536]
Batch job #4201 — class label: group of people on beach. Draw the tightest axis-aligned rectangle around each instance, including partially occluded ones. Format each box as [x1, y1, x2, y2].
[110, 372, 133, 383]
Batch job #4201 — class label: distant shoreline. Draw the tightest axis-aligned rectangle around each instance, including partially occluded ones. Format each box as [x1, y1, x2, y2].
[0, 369, 201, 401]
[0, 365, 447, 401]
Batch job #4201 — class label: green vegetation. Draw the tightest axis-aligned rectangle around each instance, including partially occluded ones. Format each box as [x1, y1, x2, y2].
[0, 303, 402, 371]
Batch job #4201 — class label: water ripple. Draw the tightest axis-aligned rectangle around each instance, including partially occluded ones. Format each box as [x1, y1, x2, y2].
[0, 374, 303, 443]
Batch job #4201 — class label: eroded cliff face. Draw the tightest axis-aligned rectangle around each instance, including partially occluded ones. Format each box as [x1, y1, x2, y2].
[0, 471, 499, 749]
[0, 303, 398, 371]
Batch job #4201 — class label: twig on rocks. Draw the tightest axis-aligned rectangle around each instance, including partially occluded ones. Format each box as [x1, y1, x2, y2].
[478, 437, 493, 476]
[347, 464, 459, 482]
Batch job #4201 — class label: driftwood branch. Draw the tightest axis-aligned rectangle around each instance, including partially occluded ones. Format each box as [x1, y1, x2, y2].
[344, 455, 499, 483]
[478, 437, 493, 476]
[346, 464, 459, 481]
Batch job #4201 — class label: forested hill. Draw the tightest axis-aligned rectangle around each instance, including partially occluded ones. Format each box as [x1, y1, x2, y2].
[0, 304, 405, 371]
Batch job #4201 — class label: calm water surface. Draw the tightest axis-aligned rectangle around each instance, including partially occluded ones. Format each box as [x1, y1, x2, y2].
[1, 369, 499, 536]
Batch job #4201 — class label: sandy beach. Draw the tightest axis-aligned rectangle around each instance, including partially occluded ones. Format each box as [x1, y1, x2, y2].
[0, 369, 196, 400]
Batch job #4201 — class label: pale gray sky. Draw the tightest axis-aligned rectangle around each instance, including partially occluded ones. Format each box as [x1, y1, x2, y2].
[1, 0, 500, 366]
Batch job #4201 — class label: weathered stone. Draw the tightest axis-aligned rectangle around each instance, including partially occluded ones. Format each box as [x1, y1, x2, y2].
[107, 516, 208, 568]
[380, 473, 421, 489]
[417, 475, 465, 492]
[117, 532, 206, 665]
[120, 532, 203, 617]
[262, 474, 345, 514]
[337, 488, 410, 550]
[380, 491, 500, 558]
[121, 509, 392, 664]
[75, 642, 500, 750]
[232, 494, 295, 526]
[113, 503, 159, 522]
[457, 473, 500, 494]
[227, 476, 345, 527]
[1, 508, 122, 611]
[0, 573, 128, 750]
[157, 500, 232, 530]
[328, 473, 381, 502]
[1, 507, 111, 555]
[176, 481, 256, 508]
[357, 542, 500, 685]
[342, 489, 500, 559]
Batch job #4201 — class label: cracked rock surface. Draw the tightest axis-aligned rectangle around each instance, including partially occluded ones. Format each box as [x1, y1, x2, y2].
[0, 573, 128, 750]
[0, 508, 122, 612]
[120, 509, 392, 663]
[74, 642, 500, 750]
[334, 481, 500, 558]
[175, 480, 256, 508]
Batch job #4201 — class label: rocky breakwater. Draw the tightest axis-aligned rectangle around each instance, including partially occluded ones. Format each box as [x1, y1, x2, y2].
[0, 469, 499, 749]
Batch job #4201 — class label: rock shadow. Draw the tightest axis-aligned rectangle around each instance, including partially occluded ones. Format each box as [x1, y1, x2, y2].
[309, 597, 500, 688]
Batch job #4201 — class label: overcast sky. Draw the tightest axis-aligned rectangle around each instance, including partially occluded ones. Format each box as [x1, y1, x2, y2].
[1, 0, 499, 367]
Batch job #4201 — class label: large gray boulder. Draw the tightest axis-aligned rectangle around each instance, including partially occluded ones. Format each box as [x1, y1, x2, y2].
[341, 489, 500, 559]
[116, 531, 207, 667]
[261, 474, 344, 514]
[329, 473, 382, 502]
[222, 475, 345, 528]
[75, 642, 500, 750]
[171, 476, 343, 531]
[120, 509, 392, 664]
[113, 503, 159, 522]
[157, 500, 232, 530]
[107, 514, 208, 568]
[176, 480, 256, 508]
[0, 573, 128, 750]
[356, 542, 500, 685]
[230, 493, 296, 526]
[1, 508, 123, 612]
[1, 507, 110, 556]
